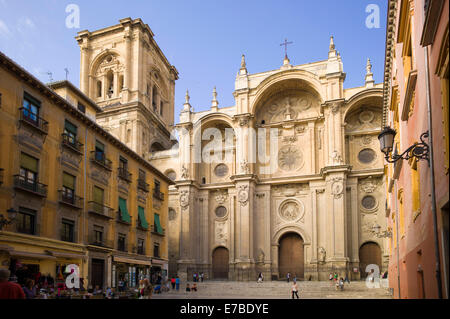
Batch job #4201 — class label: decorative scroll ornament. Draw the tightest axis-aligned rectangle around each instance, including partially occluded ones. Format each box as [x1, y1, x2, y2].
[238, 185, 249, 206]
[215, 190, 228, 204]
[180, 190, 190, 209]
[240, 160, 250, 174]
[360, 176, 378, 193]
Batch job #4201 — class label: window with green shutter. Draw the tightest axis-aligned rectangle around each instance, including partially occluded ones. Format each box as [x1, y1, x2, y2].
[138, 206, 148, 229]
[93, 186, 104, 204]
[64, 120, 78, 145]
[20, 153, 38, 172]
[154, 213, 163, 234]
[118, 197, 131, 223]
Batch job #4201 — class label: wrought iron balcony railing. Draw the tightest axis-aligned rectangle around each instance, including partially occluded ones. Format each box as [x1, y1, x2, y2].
[118, 167, 132, 182]
[19, 108, 48, 134]
[90, 151, 112, 171]
[58, 190, 83, 209]
[153, 189, 164, 201]
[87, 201, 114, 219]
[61, 133, 83, 154]
[150, 224, 165, 236]
[88, 234, 114, 248]
[137, 179, 149, 192]
[13, 175, 47, 197]
[132, 245, 146, 255]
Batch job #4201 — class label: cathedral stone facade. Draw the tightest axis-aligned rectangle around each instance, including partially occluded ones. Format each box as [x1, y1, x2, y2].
[79, 18, 388, 282]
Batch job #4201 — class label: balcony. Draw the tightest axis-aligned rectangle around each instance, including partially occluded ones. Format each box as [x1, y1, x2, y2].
[90, 151, 112, 171]
[87, 201, 114, 219]
[88, 234, 114, 248]
[60, 229, 75, 243]
[13, 175, 47, 197]
[132, 245, 146, 255]
[0, 168, 3, 185]
[58, 190, 83, 209]
[153, 189, 164, 201]
[118, 167, 132, 183]
[61, 133, 83, 155]
[19, 108, 48, 135]
[150, 224, 165, 236]
[137, 179, 149, 192]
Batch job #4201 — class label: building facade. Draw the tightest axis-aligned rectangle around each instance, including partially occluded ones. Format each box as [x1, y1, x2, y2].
[152, 39, 389, 281]
[76, 18, 179, 160]
[0, 51, 172, 289]
[383, 0, 449, 298]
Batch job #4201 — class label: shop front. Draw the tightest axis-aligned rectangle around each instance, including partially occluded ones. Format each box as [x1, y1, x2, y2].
[112, 256, 151, 291]
[151, 258, 168, 284]
[0, 234, 87, 290]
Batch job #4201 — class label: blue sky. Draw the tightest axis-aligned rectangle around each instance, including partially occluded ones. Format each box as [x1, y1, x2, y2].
[0, 0, 387, 121]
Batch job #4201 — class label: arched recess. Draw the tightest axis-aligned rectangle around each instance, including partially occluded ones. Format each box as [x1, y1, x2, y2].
[88, 50, 123, 100]
[150, 141, 165, 153]
[192, 115, 236, 184]
[359, 241, 382, 278]
[212, 246, 229, 279]
[278, 232, 304, 279]
[250, 69, 325, 117]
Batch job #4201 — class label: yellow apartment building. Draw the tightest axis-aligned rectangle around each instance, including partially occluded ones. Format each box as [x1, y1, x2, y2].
[0, 50, 172, 290]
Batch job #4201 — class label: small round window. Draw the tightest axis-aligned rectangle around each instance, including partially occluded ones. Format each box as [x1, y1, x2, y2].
[215, 206, 227, 218]
[358, 149, 376, 164]
[361, 195, 377, 210]
[214, 164, 228, 177]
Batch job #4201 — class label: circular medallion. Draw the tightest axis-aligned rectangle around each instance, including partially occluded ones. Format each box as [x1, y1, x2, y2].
[279, 200, 304, 222]
[166, 170, 176, 181]
[215, 206, 227, 218]
[278, 145, 303, 171]
[214, 164, 229, 177]
[359, 110, 374, 124]
[361, 195, 377, 210]
[358, 148, 376, 164]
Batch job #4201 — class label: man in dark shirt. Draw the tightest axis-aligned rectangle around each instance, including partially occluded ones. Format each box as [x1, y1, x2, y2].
[0, 268, 25, 299]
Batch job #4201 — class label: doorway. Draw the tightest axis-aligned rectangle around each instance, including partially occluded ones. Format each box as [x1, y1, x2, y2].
[278, 232, 304, 280]
[212, 247, 229, 279]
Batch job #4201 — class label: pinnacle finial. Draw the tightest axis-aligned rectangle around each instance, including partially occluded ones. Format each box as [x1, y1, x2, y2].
[329, 36, 335, 51]
[241, 54, 246, 69]
[213, 86, 217, 101]
[211, 86, 219, 110]
[366, 58, 372, 74]
[185, 89, 190, 104]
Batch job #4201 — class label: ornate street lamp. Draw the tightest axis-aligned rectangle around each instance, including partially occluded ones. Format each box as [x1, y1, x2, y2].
[378, 127, 430, 163]
[0, 208, 17, 230]
[372, 223, 392, 238]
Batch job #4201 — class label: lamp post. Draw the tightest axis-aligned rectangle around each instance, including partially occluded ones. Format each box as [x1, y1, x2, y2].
[378, 127, 430, 164]
[0, 208, 18, 230]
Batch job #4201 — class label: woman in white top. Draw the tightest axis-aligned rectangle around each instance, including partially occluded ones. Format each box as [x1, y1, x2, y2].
[291, 282, 299, 299]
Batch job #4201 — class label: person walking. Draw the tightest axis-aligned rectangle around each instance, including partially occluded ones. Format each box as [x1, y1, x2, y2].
[344, 274, 350, 284]
[175, 276, 180, 291]
[291, 281, 299, 299]
[286, 272, 291, 283]
[200, 272, 204, 282]
[171, 277, 176, 289]
[0, 269, 25, 299]
[257, 272, 263, 283]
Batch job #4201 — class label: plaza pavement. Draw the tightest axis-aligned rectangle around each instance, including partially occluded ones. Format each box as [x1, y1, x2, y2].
[151, 280, 393, 299]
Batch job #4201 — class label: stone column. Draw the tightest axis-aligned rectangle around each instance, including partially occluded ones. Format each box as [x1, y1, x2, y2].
[80, 42, 90, 95]
[122, 30, 131, 102]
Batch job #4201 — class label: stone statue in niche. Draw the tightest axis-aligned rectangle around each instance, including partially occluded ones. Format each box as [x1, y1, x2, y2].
[257, 249, 265, 263]
[181, 165, 189, 179]
[331, 150, 343, 165]
[318, 247, 326, 263]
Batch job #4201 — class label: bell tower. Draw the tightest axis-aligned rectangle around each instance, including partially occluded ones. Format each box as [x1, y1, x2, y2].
[76, 17, 179, 158]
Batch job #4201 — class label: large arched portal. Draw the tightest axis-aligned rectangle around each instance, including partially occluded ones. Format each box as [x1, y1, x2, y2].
[359, 242, 382, 278]
[278, 232, 304, 280]
[212, 247, 229, 279]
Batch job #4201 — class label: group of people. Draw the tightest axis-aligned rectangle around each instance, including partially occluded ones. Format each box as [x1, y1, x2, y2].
[185, 283, 198, 292]
[286, 272, 298, 283]
[192, 272, 204, 282]
[329, 272, 350, 291]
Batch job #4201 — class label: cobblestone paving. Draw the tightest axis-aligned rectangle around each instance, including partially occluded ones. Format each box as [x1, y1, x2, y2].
[152, 280, 393, 299]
